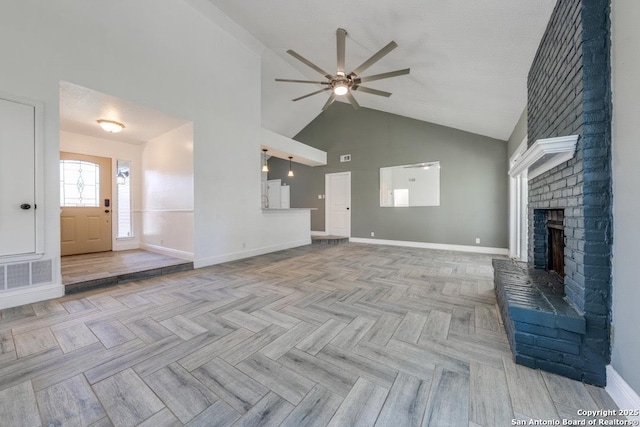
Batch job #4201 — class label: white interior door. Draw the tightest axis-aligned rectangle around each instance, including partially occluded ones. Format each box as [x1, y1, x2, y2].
[0, 97, 35, 257]
[326, 172, 351, 237]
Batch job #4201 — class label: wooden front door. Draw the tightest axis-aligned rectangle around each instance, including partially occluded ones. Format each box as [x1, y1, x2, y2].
[60, 152, 112, 256]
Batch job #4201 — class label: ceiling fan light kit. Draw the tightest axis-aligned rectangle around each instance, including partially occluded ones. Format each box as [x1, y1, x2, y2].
[276, 28, 410, 111]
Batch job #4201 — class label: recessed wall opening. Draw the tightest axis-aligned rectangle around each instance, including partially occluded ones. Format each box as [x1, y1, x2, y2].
[59, 81, 195, 292]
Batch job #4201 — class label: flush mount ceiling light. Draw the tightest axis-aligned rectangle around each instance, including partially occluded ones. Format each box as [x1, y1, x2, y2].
[262, 149, 269, 172]
[288, 156, 294, 177]
[275, 28, 410, 111]
[97, 119, 125, 133]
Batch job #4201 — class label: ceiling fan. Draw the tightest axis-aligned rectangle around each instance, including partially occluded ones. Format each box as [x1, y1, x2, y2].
[276, 28, 410, 111]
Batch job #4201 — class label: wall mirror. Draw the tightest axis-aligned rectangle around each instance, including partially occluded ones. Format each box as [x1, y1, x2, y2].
[380, 161, 440, 207]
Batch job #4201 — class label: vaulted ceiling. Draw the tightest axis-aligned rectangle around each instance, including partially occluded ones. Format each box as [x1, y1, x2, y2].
[208, 0, 556, 140]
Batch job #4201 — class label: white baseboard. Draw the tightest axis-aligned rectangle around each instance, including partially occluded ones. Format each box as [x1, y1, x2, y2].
[0, 283, 64, 310]
[113, 241, 140, 251]
[310, 231, 328, 236]
[194, 238, 311, 268]
[141, 243, 194, 261]
[349, 237, 509, 256]
[606, 365, 640, 421]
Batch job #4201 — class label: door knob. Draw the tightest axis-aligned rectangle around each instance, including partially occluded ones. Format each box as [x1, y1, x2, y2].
[346, 207, 350, 210]
[20, 203, 31, 210]
[104, 210, 110, 213]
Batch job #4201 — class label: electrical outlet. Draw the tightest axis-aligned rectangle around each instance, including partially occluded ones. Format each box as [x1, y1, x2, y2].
[475, 238, 480, 244]
[371, 232, 375, 237]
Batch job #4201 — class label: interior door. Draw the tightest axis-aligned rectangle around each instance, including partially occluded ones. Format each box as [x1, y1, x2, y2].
[326, 172, 351, 237]
[60, 152, 112, 256]
[0, 97, 36, 257]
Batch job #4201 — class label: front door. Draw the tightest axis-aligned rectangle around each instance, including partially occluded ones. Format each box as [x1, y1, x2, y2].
[60, 152, 112, 256]
[326, 172, 351, 237]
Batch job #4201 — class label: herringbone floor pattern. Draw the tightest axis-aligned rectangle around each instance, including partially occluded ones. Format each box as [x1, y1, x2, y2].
[0, 244, 619, 426]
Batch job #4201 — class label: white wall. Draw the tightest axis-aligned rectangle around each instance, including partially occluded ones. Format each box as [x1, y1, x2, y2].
[0, 0, 312, 306]
[60, 131, 143, 251]
[261, 49, 325, 138]
[611, 0, 640, 396]
[142, 123, 194, 259]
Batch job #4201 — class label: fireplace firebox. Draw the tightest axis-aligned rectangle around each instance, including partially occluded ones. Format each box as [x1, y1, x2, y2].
[547, 210, 564, 278]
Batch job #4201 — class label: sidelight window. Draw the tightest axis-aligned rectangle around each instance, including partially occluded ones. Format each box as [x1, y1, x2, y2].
[116, 160, 132, 238]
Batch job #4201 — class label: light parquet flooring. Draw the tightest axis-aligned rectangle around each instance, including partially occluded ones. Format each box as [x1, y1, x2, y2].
[0, 243, 620, 426]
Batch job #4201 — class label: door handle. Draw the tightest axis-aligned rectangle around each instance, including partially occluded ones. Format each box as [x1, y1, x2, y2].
[104, 210, 110, 213]
[346, 207, 350, 210]
[20, 203, 31, 210]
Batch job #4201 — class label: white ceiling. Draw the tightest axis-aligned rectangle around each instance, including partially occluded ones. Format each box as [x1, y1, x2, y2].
[208, 0, 556, 140]
[59, 81, 190, 145]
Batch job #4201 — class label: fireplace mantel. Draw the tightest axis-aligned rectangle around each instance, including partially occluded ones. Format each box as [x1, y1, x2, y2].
[509, 135, 579, 179]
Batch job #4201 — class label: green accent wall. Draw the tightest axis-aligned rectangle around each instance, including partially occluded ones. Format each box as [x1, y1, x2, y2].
[268, 102, 509, 249]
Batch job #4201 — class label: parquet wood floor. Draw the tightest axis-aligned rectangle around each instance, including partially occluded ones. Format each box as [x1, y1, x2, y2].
[0, 244, 620, 426]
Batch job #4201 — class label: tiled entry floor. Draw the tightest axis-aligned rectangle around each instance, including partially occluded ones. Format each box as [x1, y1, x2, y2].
[62, 249, 193, 294]
[0, 244, 621, 426]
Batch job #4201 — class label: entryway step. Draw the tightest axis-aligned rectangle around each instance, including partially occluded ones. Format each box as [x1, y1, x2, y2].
[311, 235, 349, 245]
[65, 262, 193, 294]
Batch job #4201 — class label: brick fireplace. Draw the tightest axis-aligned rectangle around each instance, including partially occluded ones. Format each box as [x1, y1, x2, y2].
[494, 0, 612, 386]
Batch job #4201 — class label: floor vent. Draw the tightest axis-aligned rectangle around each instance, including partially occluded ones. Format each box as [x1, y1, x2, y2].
[1, 259, 54, 291]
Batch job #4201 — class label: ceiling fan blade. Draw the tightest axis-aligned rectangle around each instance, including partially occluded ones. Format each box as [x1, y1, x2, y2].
[358, 68, 410, 83]
[292, 87, 331, 102]
[349, 41, 398, 77]
[345, 91, 360, 110]
[275, 78, 329, 85]
[322, 93, 336, 111]
[287, 50, 332, 79]
[337, 28, 346, 75]
[353, 86, 392, 97]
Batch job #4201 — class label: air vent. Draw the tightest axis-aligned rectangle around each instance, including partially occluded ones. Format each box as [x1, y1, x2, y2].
[340, 154, 351, 162]
[32, 260, 52, 284]
[7, 263, 30, 289]
[1, 259, 54, 291]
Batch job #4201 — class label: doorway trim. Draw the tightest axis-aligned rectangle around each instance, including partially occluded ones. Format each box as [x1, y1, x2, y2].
[509, 137, 529, 261]
[325, 171, 351, 237]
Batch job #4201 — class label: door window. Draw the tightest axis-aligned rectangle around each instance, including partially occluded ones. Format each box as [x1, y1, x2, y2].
[59, 160, 100, 207]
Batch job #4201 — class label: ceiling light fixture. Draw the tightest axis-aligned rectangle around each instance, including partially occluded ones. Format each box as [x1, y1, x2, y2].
[288, 156, 294, 177]
[262, 149, 269, 172]
[97, 119, 125, 133]
[333, 81, 349, 96]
